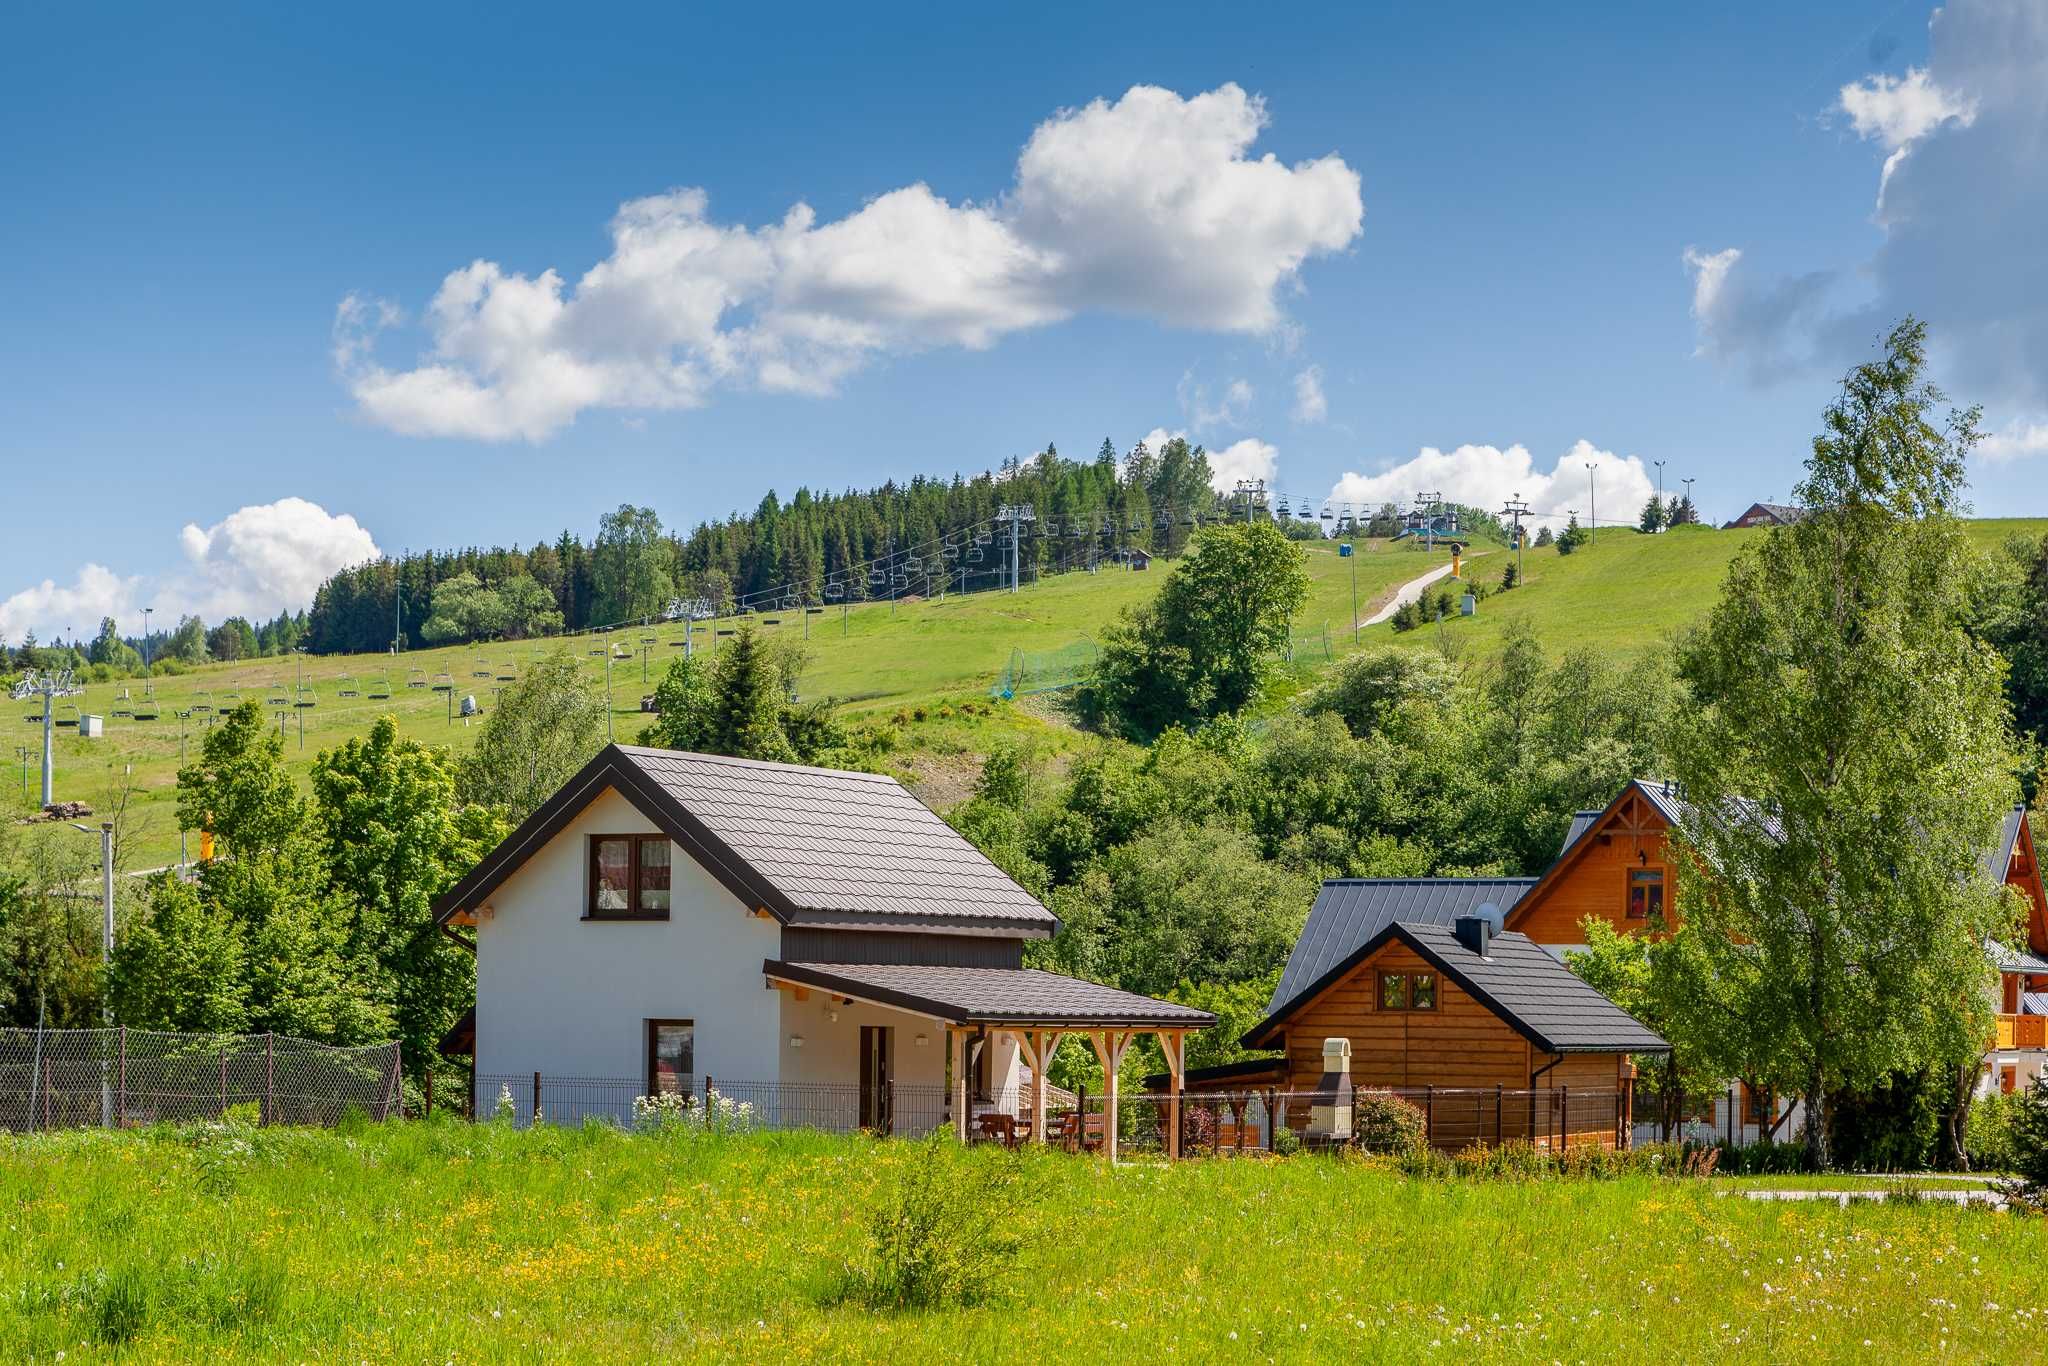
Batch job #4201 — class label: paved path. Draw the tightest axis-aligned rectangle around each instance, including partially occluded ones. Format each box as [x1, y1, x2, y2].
[1358, 560, 1461, 628]
[1728, 1186, 2004, 1208]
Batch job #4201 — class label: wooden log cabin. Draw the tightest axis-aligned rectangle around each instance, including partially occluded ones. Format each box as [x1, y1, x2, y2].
[1223, 907, 1667, 1149]
[1190, 779, 2047, 1146]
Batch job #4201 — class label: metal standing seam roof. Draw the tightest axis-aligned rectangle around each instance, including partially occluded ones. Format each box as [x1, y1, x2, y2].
[616, 747, 1053, 929]
[432, 745, 1057, 936]
[764, 961, 1216, 1028]
[1392, 923, 1669, 1054]
[2023, 993, 2048, 1017]
[1990, 940, 2048, 974]
[1267, 878, 1537, 1018]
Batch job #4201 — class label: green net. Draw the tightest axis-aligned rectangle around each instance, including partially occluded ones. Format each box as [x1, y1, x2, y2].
[991, 640, 1100, 699]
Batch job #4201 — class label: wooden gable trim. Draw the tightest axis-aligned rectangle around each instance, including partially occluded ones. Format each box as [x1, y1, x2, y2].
[430, 745, 791, 941]
[1504, 781, 1672, 935]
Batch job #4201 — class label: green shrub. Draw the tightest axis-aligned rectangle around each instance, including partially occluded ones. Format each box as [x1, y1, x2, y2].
[2000, 1080, 2048, 1209]
[1271, 1125, 1302, 1156]
[223, 1101, 262, 1127]
[1968, 1090, 2024, 1173]
[836, 1138, 1039, 1310]
[1352, 1090, 1427, 1154]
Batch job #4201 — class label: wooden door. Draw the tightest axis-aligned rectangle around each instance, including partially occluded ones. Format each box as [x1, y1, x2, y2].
[860, 1026, 893, 1132]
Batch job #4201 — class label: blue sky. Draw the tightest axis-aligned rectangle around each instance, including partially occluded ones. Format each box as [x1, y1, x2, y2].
[3, 1, 2043, 640]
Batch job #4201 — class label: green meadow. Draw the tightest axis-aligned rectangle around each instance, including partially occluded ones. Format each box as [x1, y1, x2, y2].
[3, 1120, 2044, 1362]
[14, 518, 2043, 869]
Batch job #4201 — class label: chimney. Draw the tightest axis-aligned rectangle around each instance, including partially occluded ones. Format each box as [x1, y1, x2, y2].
[1454, 913, 1493, 957]
[1307, 1037, 1354, 1145]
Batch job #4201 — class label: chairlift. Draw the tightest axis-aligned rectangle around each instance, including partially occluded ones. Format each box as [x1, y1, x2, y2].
[265, 685, 290, 708]
[1320, 503, 1335, 523]
[974, 530, 992, 546]
[1276, 496, 1292, 518]
[714, 627, 736, 638]
[805, 606, 824, 616]
[867, 568, 885, 587]
[294, 686, 317, 710]
[132, 697, 159, 722]
[496, 664, 516, 681]
[762, 617, 781, 626]
[431, 672, 453, 693]
[588, 646, 607, 657]
[824, 582, 846, 601]
[407, 668, 428, 689]
[639, 635, 657, 645]
[1153, 511, 1170, 530]
[966, 545, 985, 564]
[941, 543, 960, 561]
[471, 663, 493, 679]
[367, 674, 392, 700]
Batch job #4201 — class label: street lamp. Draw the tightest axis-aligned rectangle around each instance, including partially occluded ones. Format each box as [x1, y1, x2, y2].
[1653, 459, 1667, 531]
[68, 819, 115, 1127]
[1682, 476, 1696, 525]
[1584, 463, 1597, 544]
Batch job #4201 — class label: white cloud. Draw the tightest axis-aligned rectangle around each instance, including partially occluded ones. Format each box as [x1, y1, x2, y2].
[1207, 438, 1279, 494]
[340, 83, 1364, 441]
[1327, 439, 1656, 530]
[1839, 67, 1977, 151]
[0, 564, 142, 646]
[0, 499, 379, 644]
[1684, 0, 2048, 424]
[1980, 419, 2048, 463]
[1291, 365, 1327, 423]
[1178, 371, 1254, 430]
[1138, 426, 1186, 456]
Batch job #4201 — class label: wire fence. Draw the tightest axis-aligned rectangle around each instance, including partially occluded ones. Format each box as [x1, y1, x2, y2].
[0, 1028, 403, 1132]
[990, 640, 1099, 699]
[466, 1073, 1636, 1156]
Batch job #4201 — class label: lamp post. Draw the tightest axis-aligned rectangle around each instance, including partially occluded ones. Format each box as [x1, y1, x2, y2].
[1653, 459, 1667, 531]
[1682, 476, 1696, 526]
[69, 819, 114, 1126]
[1584, 464, 1597, 544]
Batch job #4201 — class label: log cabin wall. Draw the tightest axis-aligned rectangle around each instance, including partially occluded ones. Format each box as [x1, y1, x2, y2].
[1510, 789, 1675, 947]
[1281, 942, 1528, 1092]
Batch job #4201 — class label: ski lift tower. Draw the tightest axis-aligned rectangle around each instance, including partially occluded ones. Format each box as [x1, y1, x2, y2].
[995, 503, 1035, 594]
[1499, 494, 1532, 583]
[11, 668, 83, 808]
[1416, 490, 1444, 551]
[1233, 478, 1267, 524]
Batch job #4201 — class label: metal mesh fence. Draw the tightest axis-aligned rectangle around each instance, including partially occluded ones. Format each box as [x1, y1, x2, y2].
[990, 641, 1099, 699]
[0, 1027, 402, 1132]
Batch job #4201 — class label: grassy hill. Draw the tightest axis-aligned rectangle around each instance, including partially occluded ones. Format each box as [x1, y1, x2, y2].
[14, 518, 2040, 868]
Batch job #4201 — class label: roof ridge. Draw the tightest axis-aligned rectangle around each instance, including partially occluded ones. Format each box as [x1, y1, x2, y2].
[1320, 876, 1538, 886]
[612, 744, 899, 783]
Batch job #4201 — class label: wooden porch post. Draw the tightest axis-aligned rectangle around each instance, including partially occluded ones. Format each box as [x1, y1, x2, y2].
[1016, 1028, 1063, 1144]
[1158, 1030, 1186, 1161]
[1090, 1030, 1131, 1164]
[950, 1028, 969, 1142]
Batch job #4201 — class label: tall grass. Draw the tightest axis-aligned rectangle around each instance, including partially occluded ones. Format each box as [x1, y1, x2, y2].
[5, 1119, 2048, 1360]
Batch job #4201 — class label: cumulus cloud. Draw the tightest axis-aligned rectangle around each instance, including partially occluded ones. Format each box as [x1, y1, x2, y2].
[1683, 0, 2048, 429]
[0, 499, 379, 644]
[1208, 438, 1279, 493]
[1291, 365, 1327, 423]
[341, 83, 1364, 442]
[1327, 440, 1656, 530]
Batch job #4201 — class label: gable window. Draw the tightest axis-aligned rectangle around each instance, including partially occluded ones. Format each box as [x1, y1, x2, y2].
[588, 835, 672, 919]
[1627, 867, 1665, 920]
[1377, 971, 1437, 1011]
[647, 1019, 694, 1095]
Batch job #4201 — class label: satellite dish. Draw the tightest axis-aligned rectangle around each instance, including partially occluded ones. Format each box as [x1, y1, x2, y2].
[1472, 901, 1505, 931]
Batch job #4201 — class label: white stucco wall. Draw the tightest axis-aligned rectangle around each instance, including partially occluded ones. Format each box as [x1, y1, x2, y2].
[473, 787, 783, 1099]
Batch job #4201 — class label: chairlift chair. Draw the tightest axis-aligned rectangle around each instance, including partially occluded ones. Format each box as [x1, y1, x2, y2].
[966, 545, 985, 563]
[431, 672, 453, 693]
[589, 646, 607, 657]
[131, 697, 159, 721]
[1320, 503, 1335, 523]
[265, 685, 290, 708]
[294, 686, 317, 710]
[824, 582, 845, 601]
[191, 690, 214, 715]
[974, 530, 992, 546]
[496, 664, 516, 681]
[367, 674, 392, 700]
[471, 662, 493, 678]
[407, 668, 428, 689]
[941, 542, 960, 561]
[867, 568, 886, 587]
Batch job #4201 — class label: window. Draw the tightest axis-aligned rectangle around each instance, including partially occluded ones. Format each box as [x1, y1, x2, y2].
[1377, 971, 1437, 1012]
[647, 1019, 694, 1095]
[1627, 867, 1666, 920]
[588, 835, 672, 919]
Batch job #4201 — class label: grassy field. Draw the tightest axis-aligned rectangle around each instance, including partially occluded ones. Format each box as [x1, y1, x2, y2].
[13, 518, 2042, 868]
[7, 540, 1439, 867]
[4, 1120, 2045, 1361]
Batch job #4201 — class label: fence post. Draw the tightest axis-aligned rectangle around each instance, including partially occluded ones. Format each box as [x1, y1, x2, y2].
[43, 1057, 52, 1132]
[1726, 1086, 1735, 1148]
[264, 1033, 274, 1126]
[532, 1070, 542, 1126]
[392, 1042, 403, 1121]
[117, 1026, 126, 1129]
[218, 1045, 227, 1118]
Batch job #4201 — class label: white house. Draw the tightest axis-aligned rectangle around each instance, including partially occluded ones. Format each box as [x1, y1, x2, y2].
[434, 745, 1212, 1151]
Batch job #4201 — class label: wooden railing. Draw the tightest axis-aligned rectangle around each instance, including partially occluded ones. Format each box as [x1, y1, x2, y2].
[1995, 1014, 2048, 1050]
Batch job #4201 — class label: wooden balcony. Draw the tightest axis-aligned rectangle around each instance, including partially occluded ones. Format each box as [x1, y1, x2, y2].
[1995, 1013, 2048, 1050]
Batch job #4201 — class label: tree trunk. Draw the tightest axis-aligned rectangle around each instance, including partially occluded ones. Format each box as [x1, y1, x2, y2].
[1804, 1065, 1829, 1170]
[1939, 1062, 1974, 1172]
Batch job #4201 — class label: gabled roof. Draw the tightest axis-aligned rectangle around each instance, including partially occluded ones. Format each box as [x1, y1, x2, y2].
[1990, 940, 2048, 974]
[2023, 992, 2048, 1017]
[433, 745, 1056, 938]
[1557, 810, 1602, 860]
[1246, 921, 1668, 1055]
[1267, 878, 1537, 1019]
[763, 961, 1214, 1029]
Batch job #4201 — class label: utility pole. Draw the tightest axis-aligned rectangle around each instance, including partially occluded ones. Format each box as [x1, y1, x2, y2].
[1499, 494, 1531, 584]
[1653, 459, 1667, 531]
[11, 669, 81, 808]
[1585, 463, 1597, 544]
